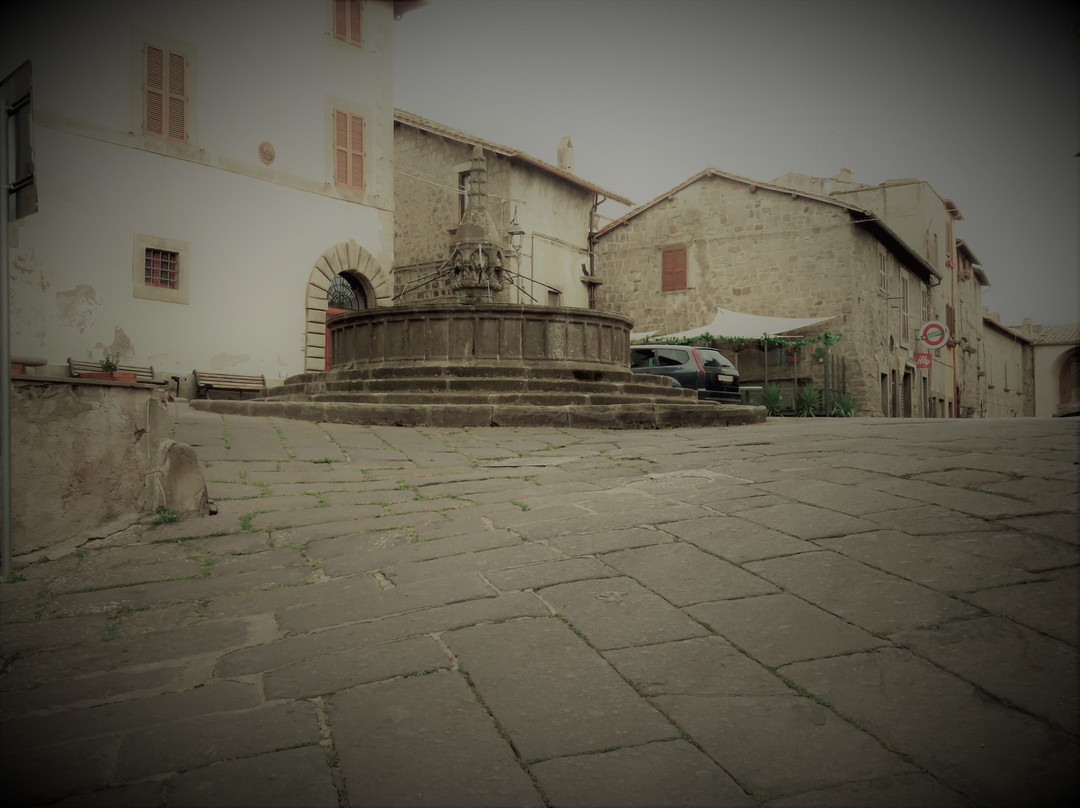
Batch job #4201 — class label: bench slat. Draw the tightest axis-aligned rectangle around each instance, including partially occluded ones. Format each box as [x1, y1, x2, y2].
[67, 358, 165, 384]
[193, 370, 267, 394]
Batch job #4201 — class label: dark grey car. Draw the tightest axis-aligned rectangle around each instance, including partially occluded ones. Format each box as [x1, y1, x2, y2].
[629, 344, 740, 403]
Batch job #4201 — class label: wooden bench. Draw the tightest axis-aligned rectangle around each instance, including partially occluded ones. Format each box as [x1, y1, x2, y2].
[193, 370, 267, 399]
[68, 358, 166, 385]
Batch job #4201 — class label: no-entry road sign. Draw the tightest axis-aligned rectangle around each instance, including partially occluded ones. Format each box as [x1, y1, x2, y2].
[920, 321, 950, 349]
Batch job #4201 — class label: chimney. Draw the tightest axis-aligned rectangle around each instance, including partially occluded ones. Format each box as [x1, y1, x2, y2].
[557, 136, 573, 173]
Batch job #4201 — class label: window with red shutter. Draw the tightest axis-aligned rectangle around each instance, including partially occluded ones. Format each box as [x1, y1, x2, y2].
[661, 246, 687, 291]
[144, 43, 185, 142]
[333, 109, 365, 191]
[333, 0, 363, 46]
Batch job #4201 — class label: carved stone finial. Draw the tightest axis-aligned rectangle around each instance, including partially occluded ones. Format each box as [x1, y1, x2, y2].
[448, 147, 508, 304]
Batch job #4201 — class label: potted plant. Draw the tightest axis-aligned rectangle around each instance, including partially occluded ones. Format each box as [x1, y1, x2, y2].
[82, 353, 137, 382]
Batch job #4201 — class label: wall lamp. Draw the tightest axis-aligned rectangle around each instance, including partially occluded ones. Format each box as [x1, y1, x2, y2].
[507, 219, 525, 252]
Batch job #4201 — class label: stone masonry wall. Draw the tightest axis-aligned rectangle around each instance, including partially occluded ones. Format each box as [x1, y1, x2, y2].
[393, 124, 597, 308]
[594, 174, 932, 416]
[4, 381, 208, 558]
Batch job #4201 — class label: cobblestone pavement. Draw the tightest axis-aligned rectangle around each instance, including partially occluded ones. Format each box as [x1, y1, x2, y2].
[2, 406, 1078, 807]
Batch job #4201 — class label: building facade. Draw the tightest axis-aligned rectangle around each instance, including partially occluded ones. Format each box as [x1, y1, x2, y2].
[593, 169, 941, 417]
[774, 171, 995, 417]
[3, 0, 411, 382]
[1010, 321, 1080, 417]
[980, 316, 1034, 418]
[393, 110, 631, 309]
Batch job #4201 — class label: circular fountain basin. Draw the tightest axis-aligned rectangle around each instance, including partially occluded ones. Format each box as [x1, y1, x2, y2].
[328, 303, 633, 372]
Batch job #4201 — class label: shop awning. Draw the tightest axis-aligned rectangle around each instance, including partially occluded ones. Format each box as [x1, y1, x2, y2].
[649, 307, 838, 341]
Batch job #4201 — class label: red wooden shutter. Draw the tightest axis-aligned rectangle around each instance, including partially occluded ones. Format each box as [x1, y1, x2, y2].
[145, 45, 184, 141]
[167, 51, 185, 140]
[349, 114, 364, 189]
[348, 0, 363, 45]
[334, 110, 350, 185]
[662, 247, 687, 291]
[333, 110, 364, 190]
[333, 0, 362, 45]
[145, 45, 164, 136]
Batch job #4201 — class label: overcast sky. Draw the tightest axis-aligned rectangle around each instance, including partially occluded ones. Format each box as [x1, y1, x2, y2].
[393, 0, 1079, 326]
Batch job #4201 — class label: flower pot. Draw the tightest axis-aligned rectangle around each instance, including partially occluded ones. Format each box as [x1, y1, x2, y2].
[81, 371, 138, 382]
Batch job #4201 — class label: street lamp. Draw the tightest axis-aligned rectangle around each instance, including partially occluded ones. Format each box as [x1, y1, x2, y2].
[506, 219, 525, 252]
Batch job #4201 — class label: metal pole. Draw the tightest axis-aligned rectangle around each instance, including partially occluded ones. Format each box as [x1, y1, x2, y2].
[2, 92, 13, 577]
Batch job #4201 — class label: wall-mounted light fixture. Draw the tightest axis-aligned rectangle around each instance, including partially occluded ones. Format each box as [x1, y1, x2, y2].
[507, 218, 525, 252]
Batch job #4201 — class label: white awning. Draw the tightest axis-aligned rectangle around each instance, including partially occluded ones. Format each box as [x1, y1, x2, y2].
[655, 307, 837, 340]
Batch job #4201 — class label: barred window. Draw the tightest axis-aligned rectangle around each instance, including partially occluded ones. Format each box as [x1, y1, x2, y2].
[145, 248, 179, 289]
[133, 235, 188, 304]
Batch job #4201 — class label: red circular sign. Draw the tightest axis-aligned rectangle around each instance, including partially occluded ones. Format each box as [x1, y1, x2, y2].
[920, 320, 950, 349]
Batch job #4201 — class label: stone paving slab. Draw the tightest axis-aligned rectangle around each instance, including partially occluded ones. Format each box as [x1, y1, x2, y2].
[600, 541, 778, 605]
[756, 478, 920, 515]
[216, 591, 549, 677]
[762, 772, 976, 807]
[313, 529, 521, 577]
[164, 745, 340, 808]
[484, 557, 614, 592]
[744, 551, 979, 634]
[116, 699, 321, 780]
[940, 528, 1080, 572]
[601, 635, 791, 697]
[687, 593, 886, 667]
[530, 739, 755, 808]
[781, 648, 1080, 807]
[890, 616, 1080, 735]
[653, 694, 918, 801]
[658, 515, 818, 562]
[443, 617, 679, 761]
[2, 412, 1077, 807]
[538, 577, 710, 650]
[959, 567, 1080, 645]
[276, 571, 496, 633]
[263, 634, 452, 699]
[816, 530, 1040, 593]
[329, 671, 544, 807]
[538, 525, 674, 556]
[734, 502, 882, 540]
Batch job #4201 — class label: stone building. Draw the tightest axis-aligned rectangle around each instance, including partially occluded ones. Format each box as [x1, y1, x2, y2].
[592, 168, 941, 417]
[774, 171, 995, 417]
[1010, 321, 1080, 417]
[980, 316, 1034, 417]
[2, 0, 419, 383]
[393, 110, 631, 309]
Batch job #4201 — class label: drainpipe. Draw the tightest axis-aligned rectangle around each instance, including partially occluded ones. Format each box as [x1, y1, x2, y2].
[587, 193, 605, 279]
[1, 93, 12, 576]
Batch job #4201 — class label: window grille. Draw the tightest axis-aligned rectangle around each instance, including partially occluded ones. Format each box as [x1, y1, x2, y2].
[145, 248, 179, 289]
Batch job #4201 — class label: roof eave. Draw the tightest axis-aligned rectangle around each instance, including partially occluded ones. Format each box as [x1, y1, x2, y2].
[850, 212, 942, 284]
[394, 110, 632, 206]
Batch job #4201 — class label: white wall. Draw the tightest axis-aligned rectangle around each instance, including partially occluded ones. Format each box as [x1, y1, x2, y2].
[4, 0, 395, 380]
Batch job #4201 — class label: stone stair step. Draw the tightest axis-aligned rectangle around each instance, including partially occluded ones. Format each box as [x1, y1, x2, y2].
[190, 398, 764, 429]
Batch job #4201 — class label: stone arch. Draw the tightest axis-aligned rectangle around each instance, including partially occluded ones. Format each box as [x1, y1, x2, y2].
[305, 240, 392, 372]
[1054, 346, 1080, 414]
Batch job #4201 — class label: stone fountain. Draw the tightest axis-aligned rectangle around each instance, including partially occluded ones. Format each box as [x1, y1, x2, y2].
[192, 148, 762, 428]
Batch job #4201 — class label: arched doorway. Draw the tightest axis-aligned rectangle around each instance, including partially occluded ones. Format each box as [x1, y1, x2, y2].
[1057, 347, 1080, 414]
[325, 273, 370, 370]
[304, 240, 391, 372]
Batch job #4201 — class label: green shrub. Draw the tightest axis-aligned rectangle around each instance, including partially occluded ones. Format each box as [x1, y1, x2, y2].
[100, 352, 120, 372]
[154, 506, 180, 524]
[794, 382, 820, 417]
[761, 383, 784, 416]
[832, 392, 857, 417]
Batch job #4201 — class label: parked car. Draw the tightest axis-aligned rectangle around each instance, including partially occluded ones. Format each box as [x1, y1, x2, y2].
[630, 344, 740, 403]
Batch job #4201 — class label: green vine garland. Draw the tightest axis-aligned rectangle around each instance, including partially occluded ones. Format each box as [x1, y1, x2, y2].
[644, 331, 842, 351]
